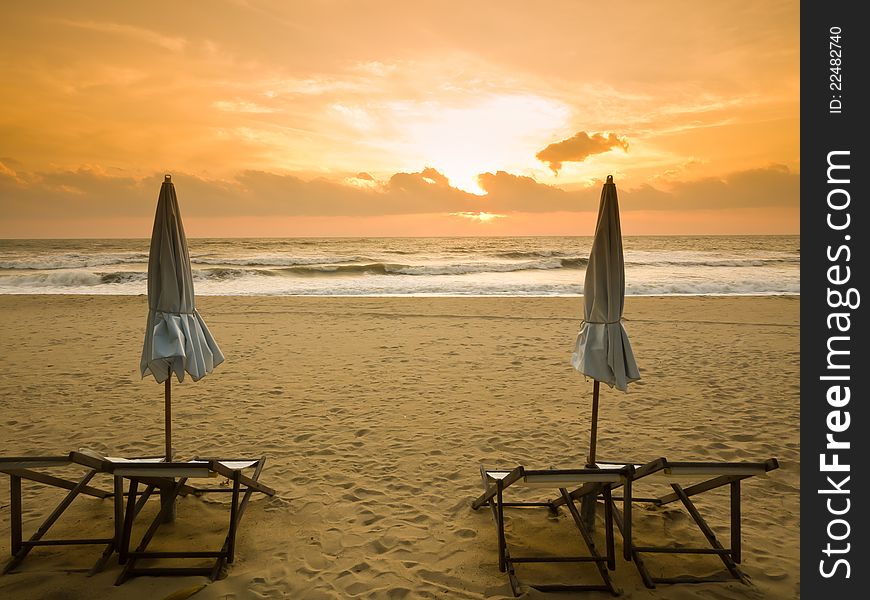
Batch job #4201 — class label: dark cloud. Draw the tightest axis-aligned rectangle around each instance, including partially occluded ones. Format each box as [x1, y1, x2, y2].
[622, 164, 799, 211]
[387, 167, 451, 191]
[536, 131, 629, 174]
[0, 165, 482, 222]
[354, 172, 374, 181]
[0, 166, 152, 217]
[0, 162, 798, 231]
[477, 166, 798, 213]
[476, 171, 581, 212]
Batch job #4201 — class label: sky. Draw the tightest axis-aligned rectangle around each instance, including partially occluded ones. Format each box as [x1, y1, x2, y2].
[0, 1, 800, 237]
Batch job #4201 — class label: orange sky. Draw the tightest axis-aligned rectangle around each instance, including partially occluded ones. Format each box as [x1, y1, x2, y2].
[0, 1, 799, 237]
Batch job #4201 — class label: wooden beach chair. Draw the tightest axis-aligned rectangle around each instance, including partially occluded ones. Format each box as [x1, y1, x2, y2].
[471, 464, 634, 596]
[88, 455, 276, 585]
[0, 452, 162, 575]
[552, 457, 780, 587]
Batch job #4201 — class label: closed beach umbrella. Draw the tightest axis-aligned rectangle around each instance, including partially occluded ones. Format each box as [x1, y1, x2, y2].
[572, 175, 640, 466]
[140, 174, 224, 461]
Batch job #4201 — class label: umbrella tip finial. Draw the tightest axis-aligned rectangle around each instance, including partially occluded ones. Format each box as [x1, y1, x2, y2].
[606, 174, 613, 183]
[164, 174, 171, 182]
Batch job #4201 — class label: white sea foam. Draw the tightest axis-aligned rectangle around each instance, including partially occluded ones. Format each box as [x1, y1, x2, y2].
[0, 236, 800, 296]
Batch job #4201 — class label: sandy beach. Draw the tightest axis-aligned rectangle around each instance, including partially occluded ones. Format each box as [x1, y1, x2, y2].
[0, 295, 799, 599]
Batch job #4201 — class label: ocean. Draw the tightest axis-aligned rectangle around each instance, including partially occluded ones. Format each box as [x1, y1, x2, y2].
[0, 236, 799, 296]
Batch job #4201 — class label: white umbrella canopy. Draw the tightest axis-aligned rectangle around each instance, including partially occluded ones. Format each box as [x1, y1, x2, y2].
[140, 174, 224, 459]
[572, 175, 639, 465]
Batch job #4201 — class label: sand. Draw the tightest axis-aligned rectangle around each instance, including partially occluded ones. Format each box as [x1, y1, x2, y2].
[0, 295, 799, 599]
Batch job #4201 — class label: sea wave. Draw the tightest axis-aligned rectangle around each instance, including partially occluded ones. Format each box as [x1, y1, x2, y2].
[273, 258, 586, 277]
[494, 250, 565, 259]
[0, 267, 271, 288]
[0, 235, 801, 297]
[0, 253, 798, 272]
[189, 254, 377, 267]
[0, 253, 801, 291]
[0, 270, 106, 287]
[625, 257, 800, 268]
[0, 252, 149, 270]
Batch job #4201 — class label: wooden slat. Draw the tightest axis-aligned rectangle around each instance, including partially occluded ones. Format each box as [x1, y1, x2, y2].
[633, 546, 731, 554]
[126, 567, 213, 577]
[511, 556, 606, 563]
[655, 474, 744, 506]
[5, 468, 111, 499]
[532, 584, 613, 593]
[653, 575, 734, 584]
[22, 538, 114, 546]
[0, 457, 71, 470]
[471, 466, 524, 509]
[112, 465, 213, 478]
[126, 550, 223, 559]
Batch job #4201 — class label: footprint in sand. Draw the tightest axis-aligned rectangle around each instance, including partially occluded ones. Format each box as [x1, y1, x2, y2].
[453, 528, 477, 539]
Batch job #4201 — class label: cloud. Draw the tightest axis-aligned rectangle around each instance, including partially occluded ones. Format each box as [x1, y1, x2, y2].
[388, 167, 451, 190]
[476, 171, 578, 212]
[346, 172, 376, 188]
[536, 132, 629, 174]
[57, 20, 189, 53]
[0, 159, 24, 184]
[0, 163, 798, 234]
[631, 164, 799, 210]
[213, 100, 277, 114]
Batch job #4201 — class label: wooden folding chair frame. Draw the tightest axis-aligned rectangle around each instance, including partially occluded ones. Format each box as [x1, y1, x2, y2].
[0, 454, 158, 576]
[105, 457, 276, 585]
[554, 457, 780, 588]
[471, 464, 634, 596]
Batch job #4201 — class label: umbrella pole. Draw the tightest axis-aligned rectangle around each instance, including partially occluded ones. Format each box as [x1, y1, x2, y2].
[582, 380, 601, 531]
[165, 378, 172, 462]
[588, 380, 600, 466]
[161, 377, 176, 522]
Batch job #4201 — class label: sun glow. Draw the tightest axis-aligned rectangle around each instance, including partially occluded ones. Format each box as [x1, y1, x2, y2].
[450, 211, 506, 223]
[374, 94, 571, 194]
[1, 3, 799, 237]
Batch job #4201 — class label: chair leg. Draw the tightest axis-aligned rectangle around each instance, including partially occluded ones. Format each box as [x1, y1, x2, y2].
[603, 487, 615, 571]
[118, 478, 139, 566]
[559, 487, 617, 595]
[133, 479, 187, 552]
[731, 480, 741, 564]
[113, 477, 124, 553]
[670, 483, 746, 583]
[116, 478, 185, 586]
[9, 474, 22, 556]
[3, 475, 23, 574]
[609, 500, 655, 588]
[622, 477, 632, 562]
[89, 540, 117, 576]
[476, 468, 521, 595]
[212, 459, 267, 580]
[226, 471, 241, 564]
[3, 470, 98, 574]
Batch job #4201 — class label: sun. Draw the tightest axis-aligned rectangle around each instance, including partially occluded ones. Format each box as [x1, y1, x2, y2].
[450, 211, 506, 223]
[383, 94, 571, 195]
